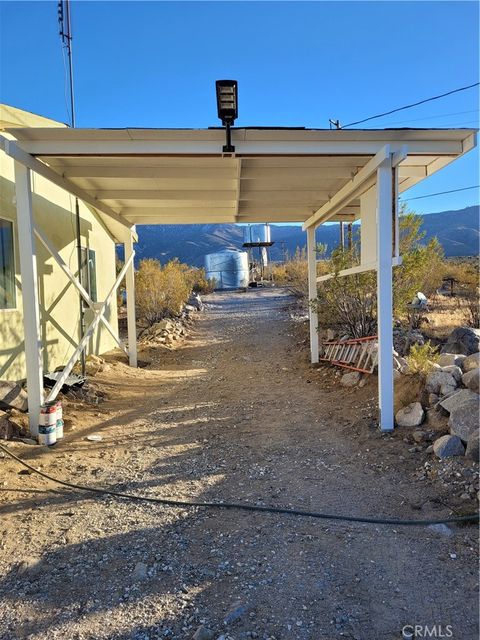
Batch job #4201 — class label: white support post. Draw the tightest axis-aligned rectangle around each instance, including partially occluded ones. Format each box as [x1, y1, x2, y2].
[376, 158, 394, 431]
[124, 233, 137, 367]
[14, 162, 44, 435]
[307, 226, 319, 364]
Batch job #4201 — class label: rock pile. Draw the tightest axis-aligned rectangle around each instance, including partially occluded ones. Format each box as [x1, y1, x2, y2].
[395, 348, 480, 460]
[140, 294, 203, 348]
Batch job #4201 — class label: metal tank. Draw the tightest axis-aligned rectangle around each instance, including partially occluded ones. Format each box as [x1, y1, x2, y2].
[242, 224, 271, 245]
[204, 250, 249, 289]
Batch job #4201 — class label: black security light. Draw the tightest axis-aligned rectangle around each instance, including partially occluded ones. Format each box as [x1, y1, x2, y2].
[216, 79, 238, 152]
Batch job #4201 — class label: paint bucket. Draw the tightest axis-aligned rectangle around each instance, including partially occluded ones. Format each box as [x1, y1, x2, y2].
[55, 401, 64, 440]
[38, 402, 57, 446]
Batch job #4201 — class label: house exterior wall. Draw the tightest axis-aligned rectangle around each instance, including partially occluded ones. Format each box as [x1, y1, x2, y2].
[360, 185, 377, 265]
[0, 109, 119, 382]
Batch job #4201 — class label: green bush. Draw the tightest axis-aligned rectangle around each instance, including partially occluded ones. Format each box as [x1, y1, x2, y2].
[275, 210, 447, 338]
[406, 341, 439, 375]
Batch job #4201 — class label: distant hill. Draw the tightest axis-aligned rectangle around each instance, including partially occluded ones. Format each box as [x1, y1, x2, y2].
[132, 205, 479, 267]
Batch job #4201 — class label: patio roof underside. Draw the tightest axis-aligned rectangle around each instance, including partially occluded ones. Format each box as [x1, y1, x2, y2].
[6, 126, 476, 240]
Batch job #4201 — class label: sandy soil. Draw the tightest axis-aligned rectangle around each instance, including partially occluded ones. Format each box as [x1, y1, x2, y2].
[0, 288, 478, 640]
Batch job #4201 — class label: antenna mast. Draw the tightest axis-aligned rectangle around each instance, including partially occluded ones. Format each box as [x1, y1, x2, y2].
[58, 0, 86, 376]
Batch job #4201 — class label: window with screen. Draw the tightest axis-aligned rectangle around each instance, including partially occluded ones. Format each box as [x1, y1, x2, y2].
[80, 247, 97, 303]
[0, 218, 16, 309]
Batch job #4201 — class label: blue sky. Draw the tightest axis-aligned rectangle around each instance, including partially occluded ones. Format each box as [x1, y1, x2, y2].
[0, 1, 478, 215]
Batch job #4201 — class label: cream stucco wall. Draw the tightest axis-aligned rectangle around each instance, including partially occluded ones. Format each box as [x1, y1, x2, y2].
[359, 185, 377, 265]
[0, 107, 119, 382]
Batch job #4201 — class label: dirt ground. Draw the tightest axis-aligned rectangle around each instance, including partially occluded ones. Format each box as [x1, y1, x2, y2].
[0, 288, 478, 640]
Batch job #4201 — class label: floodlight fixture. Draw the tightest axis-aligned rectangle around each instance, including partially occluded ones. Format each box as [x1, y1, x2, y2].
[216, 79, 238, 153]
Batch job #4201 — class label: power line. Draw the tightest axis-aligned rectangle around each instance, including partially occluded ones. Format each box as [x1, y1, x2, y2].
[365, 109, 479, 128]
[341, 82, 480, 129]
[401, 185, 479, 201]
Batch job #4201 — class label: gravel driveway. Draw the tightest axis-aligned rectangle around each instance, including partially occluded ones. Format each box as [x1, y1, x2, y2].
[0, 288, 478, 640]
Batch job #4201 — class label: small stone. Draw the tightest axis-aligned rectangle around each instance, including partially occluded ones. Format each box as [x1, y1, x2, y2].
[340, 371, 361, 387]
[428, 393, 439, 406]
[192, 626, 214, 640]
[133, 562, 148, 580]
[412, 430, 428, 443]
[433, 435, 465, 459]
[395, 402, 424, 428]
[428, 523, 453, 537]
[224, 602, 249, 625]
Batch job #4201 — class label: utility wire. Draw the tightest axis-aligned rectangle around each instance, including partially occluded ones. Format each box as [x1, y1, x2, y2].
[0, 444, 477, 527]
[362, 109, 479, 128]
[341, 82, 480, 129]
[401, 185, 479, 201]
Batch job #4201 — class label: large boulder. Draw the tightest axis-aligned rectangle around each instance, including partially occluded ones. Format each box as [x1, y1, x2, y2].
[439, 388, 478, 413]
[463, 352, 480, 373]
[433, 435, 465, 459]
[395, 402, 425, 428]
[442, 328, 480, 356]
[437, 353, 466, 368]
[439, 389, 479, 442]
[449, 404, 480, 442]
[424, 408, 449, 434]
[425, 371, 457, 396]
[462, 368, 480, 393]
[465, 429, 479, 461]
[0, 381, 28, 412]
[439, 365, 463, 383]
[393, 328, 424, 356]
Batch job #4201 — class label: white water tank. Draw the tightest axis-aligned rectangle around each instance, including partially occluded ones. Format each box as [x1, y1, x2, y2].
[204, 250, 249, 289]
[243, 224, 271, 244]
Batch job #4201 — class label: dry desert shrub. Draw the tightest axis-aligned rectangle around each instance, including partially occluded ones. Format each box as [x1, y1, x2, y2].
[135, 258, 193, 325]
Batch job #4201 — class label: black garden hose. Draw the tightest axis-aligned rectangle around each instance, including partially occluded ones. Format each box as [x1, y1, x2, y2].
[1, 443, 478, 527]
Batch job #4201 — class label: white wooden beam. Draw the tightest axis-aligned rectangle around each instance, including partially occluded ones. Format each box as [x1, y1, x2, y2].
[377, 159, 395, 432]
[15, 138, 464, 156]
[316, 257, 403, 282]
[13, 162, 44, 436]
[0, 136, 131, 229]
[46, 252, 134, 401]
[121, 206, 237, 217]
[94, 189, 237, 200]
[307, 226, 319, 364]
[62, 167, 237, 179]
[302, 147, 391, 230]
[124, 233, 137, 368]
[126, 215, 238, 225]
[302, 146, 408, 230]
[33, 225, 127, 355]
